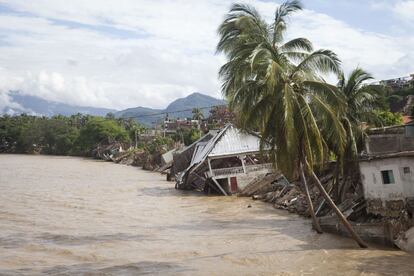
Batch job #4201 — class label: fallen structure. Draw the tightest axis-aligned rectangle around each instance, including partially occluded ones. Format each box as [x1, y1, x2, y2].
[170, 130, 218, 180]
[169, 123, 414, 249]
[175, 124, 274, 195]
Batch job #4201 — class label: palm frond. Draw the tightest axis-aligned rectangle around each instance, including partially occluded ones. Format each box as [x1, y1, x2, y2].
[280, 37, 313, 52]
[292, 49, 342, 77]
[272, 0, 303, 44]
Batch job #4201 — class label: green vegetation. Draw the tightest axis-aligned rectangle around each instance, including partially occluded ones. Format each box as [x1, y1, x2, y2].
[217, 0, 372, 247]
[76, 117, 131, 154]
[333, 69, 385, 202]
[217, 1, 344, 179]
[217, 0, 405, 187]
[138, 135, 175, 155]
[0, 114, 141, 155]
[374, 110, 403, 126]
[191, 108, 204, 121]
[173, 128, 201, 146]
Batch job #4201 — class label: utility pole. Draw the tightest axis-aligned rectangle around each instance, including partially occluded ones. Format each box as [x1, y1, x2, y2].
[135, 129, 138, 148]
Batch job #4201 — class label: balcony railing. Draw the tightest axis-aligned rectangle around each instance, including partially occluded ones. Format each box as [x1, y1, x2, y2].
[207, 163, 273, 178]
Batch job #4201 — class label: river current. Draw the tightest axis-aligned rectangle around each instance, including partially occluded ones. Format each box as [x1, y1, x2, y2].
[0, 154, 413, 275]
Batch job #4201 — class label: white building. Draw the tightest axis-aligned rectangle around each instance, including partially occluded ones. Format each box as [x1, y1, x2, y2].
[359, 124, 414, 216]
[176, 124, 274, 195]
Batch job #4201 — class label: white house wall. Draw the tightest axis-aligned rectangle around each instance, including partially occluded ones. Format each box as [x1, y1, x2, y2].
[360, 157, 414, 201]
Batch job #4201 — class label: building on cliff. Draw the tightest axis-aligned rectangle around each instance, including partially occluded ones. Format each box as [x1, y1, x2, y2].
[359, 123, 414, 217]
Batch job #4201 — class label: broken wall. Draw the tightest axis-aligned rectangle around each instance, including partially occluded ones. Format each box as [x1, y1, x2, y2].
[366, 133, 414, 155]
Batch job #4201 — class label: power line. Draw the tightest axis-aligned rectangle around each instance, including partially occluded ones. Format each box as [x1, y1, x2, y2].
[121, 104, 227, 119]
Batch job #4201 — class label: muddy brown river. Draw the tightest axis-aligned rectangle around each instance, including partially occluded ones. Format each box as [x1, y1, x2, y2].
[0, 155, 413, 275]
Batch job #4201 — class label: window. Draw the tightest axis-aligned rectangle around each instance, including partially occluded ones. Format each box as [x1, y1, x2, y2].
[381, 170, 395, 184]
[405, 125, 414, 137]
[403, 167, 411, 174]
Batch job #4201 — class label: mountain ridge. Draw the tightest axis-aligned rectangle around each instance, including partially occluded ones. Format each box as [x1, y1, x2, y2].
[116, 92, 226, 125]
[5, 93, 117, 117]
[2, 92, 226, 126]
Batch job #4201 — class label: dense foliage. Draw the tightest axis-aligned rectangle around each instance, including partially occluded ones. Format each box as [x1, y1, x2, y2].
[0, 114, 141, 155]
[215, 0, 384, 247]
[170, 128, 201, 146]
[138, 136, 175, 154]
[374, 110, 403, 127]
[217, 0, 406, 179]
[217, 0, 345, 177]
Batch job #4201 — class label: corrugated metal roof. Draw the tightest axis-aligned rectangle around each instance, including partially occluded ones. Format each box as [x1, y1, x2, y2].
[190, 141, 209, 166]
[177, 124, 269, 188]
[175, 130, 218, 155]
[209, 126, 262, 157]
[190, 124, 266, 168]
[189, 125, 230, 166]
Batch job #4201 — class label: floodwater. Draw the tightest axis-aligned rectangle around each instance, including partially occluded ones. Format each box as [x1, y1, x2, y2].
[0, 155, 413, 275]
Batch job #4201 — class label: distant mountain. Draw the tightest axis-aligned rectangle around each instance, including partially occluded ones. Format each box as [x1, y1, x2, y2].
[2, 91, 226, 126]
[116, 92, 226, 126]
[115, 106, 163, 126]
[165, 92, 225, 118]
[4, 92, 117, 117]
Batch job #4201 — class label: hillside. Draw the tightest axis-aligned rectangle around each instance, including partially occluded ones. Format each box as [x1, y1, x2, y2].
[116, 92, 226, 126]
[1, 91, 226, 126]
[5, 92, 117, 117]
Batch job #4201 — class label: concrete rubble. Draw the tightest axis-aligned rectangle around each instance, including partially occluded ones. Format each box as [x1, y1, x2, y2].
[93, 125, 414, 252]
[239, 170, 414, 249]
[92, 141, 174, 172]
[395, 226, 414, 252]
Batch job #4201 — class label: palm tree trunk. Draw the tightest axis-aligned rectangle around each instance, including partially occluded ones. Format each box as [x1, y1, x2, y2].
[332, 160, 340, 202]
[310, 171, 368, 248]
[339, 176, 349, 203]
[299, 162, 323, 234]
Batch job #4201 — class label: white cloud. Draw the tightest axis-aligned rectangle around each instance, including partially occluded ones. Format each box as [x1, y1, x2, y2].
[393, 0, 414, 23]
[0, 0, 412, 112]
[0, 91, 26, 115]
[288, 10, 414, 80]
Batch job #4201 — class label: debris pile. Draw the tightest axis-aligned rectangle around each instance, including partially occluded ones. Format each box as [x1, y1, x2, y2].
[92, 141, 174, 172]
[239, 173, 281, 196]
[395, 226, 414, 252]
[240, 173, 330, 217]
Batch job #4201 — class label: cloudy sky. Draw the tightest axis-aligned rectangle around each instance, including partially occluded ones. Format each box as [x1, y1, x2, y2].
[0, 0, 413, 111]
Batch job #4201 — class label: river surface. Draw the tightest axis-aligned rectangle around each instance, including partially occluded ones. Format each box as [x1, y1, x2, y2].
[0, 154, 413, 275]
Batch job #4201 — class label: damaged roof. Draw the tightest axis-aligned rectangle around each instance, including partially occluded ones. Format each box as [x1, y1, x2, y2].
[209, 125, 263, 158]
[190, 124, 266, 166]
[176, 124, 269, 188]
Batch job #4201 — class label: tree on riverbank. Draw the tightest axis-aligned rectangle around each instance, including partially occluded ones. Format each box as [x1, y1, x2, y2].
[0, 114, 134, 155]
[217, 0, 367, 247]
[333, 68, 379, 202]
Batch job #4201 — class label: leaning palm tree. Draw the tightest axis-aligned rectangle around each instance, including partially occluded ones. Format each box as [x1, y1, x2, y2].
[334, 68, 379, 202]
[217, 0, 367, 247]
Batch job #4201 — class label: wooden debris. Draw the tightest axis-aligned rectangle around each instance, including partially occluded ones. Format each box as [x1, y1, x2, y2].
[239, 173, 281, 197]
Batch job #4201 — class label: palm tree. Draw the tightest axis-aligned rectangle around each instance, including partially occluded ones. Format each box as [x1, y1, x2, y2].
[192, 108, 204, 121]
[334, 68, 379, 202]
[217, 0, 367, 247]
[192, 108, 204, 136]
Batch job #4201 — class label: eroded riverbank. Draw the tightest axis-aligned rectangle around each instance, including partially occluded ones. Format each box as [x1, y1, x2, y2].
[0, 154, 413, 275]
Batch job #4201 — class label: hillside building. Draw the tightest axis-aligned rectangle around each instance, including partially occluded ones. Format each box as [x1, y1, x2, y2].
[359, 124, 414, 216]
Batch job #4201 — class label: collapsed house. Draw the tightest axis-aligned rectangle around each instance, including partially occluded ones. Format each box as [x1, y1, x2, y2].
[175, 124, 274, 195]
[170, 130, 218, 178]
[359, 123, 414, 217]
